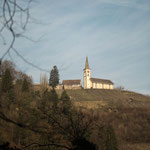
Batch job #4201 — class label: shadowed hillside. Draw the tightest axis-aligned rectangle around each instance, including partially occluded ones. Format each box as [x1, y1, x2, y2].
[56, 89, 150, 150]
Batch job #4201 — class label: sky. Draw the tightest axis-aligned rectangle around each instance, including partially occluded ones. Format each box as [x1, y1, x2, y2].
[1, 0, 150, 95]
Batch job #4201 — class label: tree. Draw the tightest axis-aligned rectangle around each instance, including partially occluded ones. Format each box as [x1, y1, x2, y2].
[60, 90, 72, 114]
[40, 73, 48, 93]
[105, 125, 118, 150]
[49, 88, 59, 110]
[22, 78, 29, 92]
[49, 88, 58, 101]
[0, 60, 16, 78]
[0, 60, 32, 87]
[1, 69, 13, 93]
[98, 125, 118, 150]
[49, 66, 59, 88]
[60, 90, 70, 101]
[45, 107, 97, 150]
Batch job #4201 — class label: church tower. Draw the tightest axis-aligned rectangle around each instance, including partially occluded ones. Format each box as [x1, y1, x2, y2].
[83, 57, 91, 89]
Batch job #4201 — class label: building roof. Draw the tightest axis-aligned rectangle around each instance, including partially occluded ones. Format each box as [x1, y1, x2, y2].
[84, 57, 90, 69]
[62, 80, 81, 85]
[90, 78, 114, 85]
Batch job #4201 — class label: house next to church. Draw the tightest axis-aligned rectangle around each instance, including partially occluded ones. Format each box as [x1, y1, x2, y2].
[62, 80, 81, 89]
[83, 57, 114, 89]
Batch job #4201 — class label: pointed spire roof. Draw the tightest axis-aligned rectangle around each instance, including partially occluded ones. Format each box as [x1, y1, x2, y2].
[85, 57, 90, 69]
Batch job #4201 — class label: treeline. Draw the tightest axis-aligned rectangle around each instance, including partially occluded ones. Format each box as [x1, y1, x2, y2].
[0, 60, 118, 150]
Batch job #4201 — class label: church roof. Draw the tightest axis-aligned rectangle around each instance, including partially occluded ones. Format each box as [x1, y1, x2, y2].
[85, 57, 90, 69]
[62, 80, 81, 85]
[90, 78, 114, 85]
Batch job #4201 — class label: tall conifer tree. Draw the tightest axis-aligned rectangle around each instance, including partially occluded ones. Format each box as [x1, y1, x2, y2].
[60, 90, 72, 114]
[49, 65, 59, 88]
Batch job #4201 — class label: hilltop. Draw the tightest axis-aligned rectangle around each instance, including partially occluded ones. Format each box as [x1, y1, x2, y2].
[57, 89, 150, 109]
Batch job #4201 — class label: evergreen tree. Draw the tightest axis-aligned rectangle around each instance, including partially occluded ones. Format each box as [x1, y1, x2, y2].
[21, 78, 29, 92]
[49, 66, 59, 88]
[60, 90, 70, 101]
[49, 88, 59, 110]
[49, 88, 58, 101]
[1, 69, 13, 93]
[60, 90, 72, 114]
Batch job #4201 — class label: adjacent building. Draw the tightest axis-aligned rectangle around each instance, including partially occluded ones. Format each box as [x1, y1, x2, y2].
[62, 80, 81, 89]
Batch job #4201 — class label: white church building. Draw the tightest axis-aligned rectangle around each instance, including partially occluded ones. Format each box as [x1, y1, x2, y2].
[62, 57, 114, 89]
[83, 57, 114, 89]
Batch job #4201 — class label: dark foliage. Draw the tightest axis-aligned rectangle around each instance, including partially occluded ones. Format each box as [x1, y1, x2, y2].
[49, 66, 59, 88]
[1, 69, 13, 93]
[0, 142, 20, 150]
[60, 90, 70, 101]
[5, 60, 150, 150]
[60, 90, 72, 114]
[98, 125, 118, 150]
[71, 138, 97, 150]
[49, 88, 58, 101]
[21, 78, 29, 92]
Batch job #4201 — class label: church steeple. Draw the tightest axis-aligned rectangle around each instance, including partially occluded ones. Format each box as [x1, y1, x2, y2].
[85, 57, 89, 69]
[83, 57, 91, 89]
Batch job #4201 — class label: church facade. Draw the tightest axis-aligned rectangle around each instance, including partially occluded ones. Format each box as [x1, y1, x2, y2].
[83, 57, 114, 89]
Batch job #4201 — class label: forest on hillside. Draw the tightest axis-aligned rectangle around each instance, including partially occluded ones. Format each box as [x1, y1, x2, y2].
[0, 60, 118, 150]
[0, 60, 150, 150]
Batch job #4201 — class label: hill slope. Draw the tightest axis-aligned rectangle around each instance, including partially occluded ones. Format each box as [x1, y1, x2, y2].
[57, 89, 150, 109]
[61, 89, 150, 150]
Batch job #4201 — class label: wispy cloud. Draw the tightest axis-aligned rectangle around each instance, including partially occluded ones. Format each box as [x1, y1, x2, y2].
[97, 0, 150, 11]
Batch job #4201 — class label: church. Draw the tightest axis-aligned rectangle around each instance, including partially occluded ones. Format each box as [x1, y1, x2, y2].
[62, 57, 114, 89]
[83, 57, 114, 89]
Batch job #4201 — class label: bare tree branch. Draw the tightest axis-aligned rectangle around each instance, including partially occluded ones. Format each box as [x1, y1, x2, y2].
[0, 0, 32, 61]
[0, 0, 52, 74]
[0, 111, 49, 134]
[12, 47, 50, 72]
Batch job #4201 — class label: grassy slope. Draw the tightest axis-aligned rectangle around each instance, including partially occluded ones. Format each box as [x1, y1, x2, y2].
[57, 89, 150, 109]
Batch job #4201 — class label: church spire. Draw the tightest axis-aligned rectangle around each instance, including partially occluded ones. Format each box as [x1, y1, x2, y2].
[85, 57, 90, 69]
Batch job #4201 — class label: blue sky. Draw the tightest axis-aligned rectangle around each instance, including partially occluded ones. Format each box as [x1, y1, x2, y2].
[1, 0, 150, 94]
